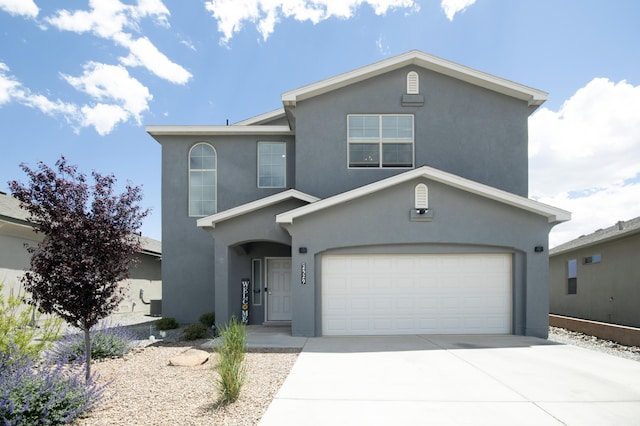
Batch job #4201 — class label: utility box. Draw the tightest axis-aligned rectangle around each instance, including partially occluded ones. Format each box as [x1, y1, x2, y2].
[150, 299, 162, 317]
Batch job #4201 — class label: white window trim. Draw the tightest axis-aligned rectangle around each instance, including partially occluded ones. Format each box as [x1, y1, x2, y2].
[257, 141, 287, 188]
[188, 142, 217, 217]
[347, 114, 415, 169]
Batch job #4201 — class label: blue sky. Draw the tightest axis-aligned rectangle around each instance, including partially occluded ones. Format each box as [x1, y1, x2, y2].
[1, 0, 639, 247]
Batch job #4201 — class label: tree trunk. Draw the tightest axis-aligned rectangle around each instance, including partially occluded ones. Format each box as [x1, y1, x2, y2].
[84, 327, 92, 381]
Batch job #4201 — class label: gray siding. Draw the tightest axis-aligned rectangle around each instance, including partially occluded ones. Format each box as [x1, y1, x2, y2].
[549, 233, 640, 327]
[293, 66, 530, 199]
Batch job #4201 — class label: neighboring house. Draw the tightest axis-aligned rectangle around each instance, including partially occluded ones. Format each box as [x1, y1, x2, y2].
[0, 191, 162, 315]
[550, 217, 640, 328]
[147, 50, 570, 338]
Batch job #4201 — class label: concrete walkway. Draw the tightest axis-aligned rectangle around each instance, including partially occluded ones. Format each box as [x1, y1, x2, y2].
[259, 334, 640, 425]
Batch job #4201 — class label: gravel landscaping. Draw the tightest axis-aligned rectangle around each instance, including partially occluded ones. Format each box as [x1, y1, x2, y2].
[68, 321, 639, 426]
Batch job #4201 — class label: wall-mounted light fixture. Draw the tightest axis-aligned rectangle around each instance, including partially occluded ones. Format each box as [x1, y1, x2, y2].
[299, 247, 307, 254]
[416, 208, 427, 215]
[534, 246, 544, 253]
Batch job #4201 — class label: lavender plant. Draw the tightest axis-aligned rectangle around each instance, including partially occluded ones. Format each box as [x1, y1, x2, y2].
[0, 347, 105, 425]
[50, 321, 136, 362]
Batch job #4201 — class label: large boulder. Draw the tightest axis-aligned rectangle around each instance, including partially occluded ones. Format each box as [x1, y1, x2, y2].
[169, 348, 210, 367]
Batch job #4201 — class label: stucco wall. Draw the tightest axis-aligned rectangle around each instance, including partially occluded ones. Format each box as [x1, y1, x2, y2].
[293, 65, 531, 199]
[281, 178, 554, 337]
[158, 134, 295, 323]
[0, 224, 161, 317]
[550, 233, 640, 327]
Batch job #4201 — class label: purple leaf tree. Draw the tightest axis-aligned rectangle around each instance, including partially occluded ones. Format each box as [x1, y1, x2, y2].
[9, 156, 149, 380]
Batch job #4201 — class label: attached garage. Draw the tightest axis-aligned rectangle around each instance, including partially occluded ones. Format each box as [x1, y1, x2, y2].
[322, 253, 512, 336]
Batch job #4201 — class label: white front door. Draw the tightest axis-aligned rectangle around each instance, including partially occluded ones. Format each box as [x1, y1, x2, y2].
[266, 258, 292, 321]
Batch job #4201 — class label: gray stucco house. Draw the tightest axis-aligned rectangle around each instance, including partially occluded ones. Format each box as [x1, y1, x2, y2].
[0, 191, 162, 315]
[147, 50, 570, 338]
[550, 217, 640, 328]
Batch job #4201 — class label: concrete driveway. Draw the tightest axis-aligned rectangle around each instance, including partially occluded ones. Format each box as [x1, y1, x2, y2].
[259, 335, 640, 425]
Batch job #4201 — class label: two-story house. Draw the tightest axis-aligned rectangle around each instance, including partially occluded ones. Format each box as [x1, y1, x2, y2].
[147, 50, 570, 338]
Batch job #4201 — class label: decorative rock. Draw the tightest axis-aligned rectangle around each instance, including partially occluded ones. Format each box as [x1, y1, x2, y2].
[169, 348, 210, 367]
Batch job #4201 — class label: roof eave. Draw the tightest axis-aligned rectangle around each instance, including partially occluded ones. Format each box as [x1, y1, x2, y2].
[197, 189, 320, 229]
[146, 125, 293, 137]
[281, 50, 547, 108]
[276, 166, 570, 225]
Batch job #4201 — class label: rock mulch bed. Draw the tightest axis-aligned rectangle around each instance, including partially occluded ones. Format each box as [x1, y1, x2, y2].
[548, 326, 640, 362]
[73, 340, 298, 426]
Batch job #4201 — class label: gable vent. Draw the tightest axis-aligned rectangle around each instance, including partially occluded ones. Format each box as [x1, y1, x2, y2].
[415, 183, 428, 210]
[407, 71, 419, 95]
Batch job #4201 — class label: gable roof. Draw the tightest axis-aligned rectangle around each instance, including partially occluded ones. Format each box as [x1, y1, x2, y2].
[550, 216, 640, 255]
[276, 166, 570, 225]
[0, 191, 30, 224]
[281, 50, 548, 108]
[0, 192, 162, 257]
[197, 189, 319, 229]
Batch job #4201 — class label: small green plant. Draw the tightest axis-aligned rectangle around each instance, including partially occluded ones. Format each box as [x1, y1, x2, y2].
[215, 316, 247, 404]
[0, 283, 61, 360]
[183, 323, 209, 340]
[199, 311, 216, 328]
[50, 321, 136, 362]
[155, 317, 179, 330]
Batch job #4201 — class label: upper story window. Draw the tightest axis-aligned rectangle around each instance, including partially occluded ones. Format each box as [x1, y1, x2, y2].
[258, 142, 286, 188]
[189, 143, 217, 217]
[407, 71, 419, 94]
[348, 114, 414, 168]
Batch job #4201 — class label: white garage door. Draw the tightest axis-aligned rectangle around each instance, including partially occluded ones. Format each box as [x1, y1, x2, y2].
[322, 254, 511, 335]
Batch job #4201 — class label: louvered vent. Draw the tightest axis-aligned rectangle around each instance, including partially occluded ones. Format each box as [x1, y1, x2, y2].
[415, 183, 428, 210]
[407, 71, 419, 95]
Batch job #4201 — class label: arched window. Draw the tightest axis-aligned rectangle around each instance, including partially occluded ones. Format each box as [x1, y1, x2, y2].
[407, 71, 419, 95]
[189, 143, 217, 216]
[415, 183, 428, 211]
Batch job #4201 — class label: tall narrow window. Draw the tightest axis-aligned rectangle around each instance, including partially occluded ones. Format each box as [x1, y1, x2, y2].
[348, 114, 414, 168]
[189, 143, 217, 216]
[567, 259, 577, 295]
[252, 259, 262, 306]
[407, 71, 419, 94]
[258, 142, 286, 188]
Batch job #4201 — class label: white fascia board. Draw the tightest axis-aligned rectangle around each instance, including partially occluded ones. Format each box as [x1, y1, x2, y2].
[276, 166, 570, 225]
[234, 108, 286, 125]
[197, 189, 320, 229]
[282, 50, 547, 107]
[146, 125, 292, 136]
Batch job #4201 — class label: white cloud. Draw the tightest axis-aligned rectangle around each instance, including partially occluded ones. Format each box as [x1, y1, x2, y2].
[204, 0, 418, 45]
[45, 0, 191, 84]
[118, 36, 191, 84]
[0, 63, 22, 104]
[529, 78, 640, 247]
[62, 62, 152, 124]
[0, 0, 38, 18]
[0, 61, 151, 135]
[441, 0, 476, 21]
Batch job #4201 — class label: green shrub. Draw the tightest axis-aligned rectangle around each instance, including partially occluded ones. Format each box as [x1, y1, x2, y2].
[199, 311, 216, 328]
[215, 316, 247, 404]
[0, 283, 61, 360]
[50, 321, 136, 362]
[183, 323, 209, 340]
[155, 317, 179, 330]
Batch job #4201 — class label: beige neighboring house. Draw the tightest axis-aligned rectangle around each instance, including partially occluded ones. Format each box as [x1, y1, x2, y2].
[0, 191, 162, 316]
[549, 217, 640, 328]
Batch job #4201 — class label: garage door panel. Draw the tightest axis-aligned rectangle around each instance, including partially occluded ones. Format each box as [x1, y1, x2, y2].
[322, 254, 511, 335]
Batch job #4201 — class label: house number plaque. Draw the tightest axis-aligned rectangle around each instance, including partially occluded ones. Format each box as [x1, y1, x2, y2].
[241, 278, 250, 324]
[301, 262, 307, 285]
